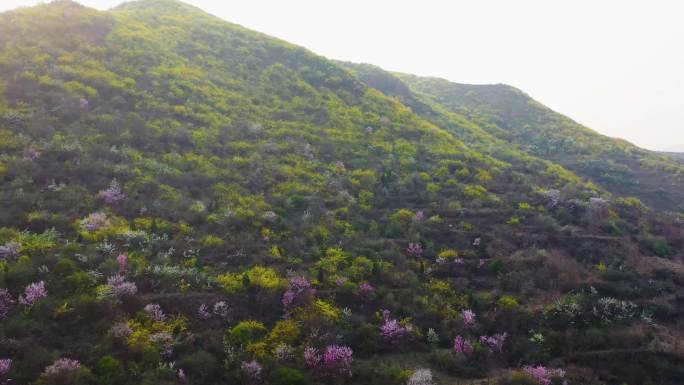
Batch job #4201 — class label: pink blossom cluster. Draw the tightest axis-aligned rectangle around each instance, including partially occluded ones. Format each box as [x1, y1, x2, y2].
[117, 253, 128, 272]
[406, 242, 423, 258]
[290, 276, 314, 294]
[98, 179, 125, 204]
[304, 345, 353, 378]
[18, 281, 47, 308]
[461, 309, 476, 328]
[281, 291, 296, 309]
[0, 359, 10, 382]
[523, 365, 566, 385]
[44, 358, 81, 376]
[380, 310, 413, 342]
[144, 303, 166, 322]
[0, 289, 14, 320]
[282, 276, 315, 311]
[359, 282, 375, 297]
[453, 335, 473, 356]
[323, 345, 354, 377]
[480, 332, 508, 353]
[107, 275, 137, 298]
[304, 346, 321, 368]
[0, 241, 20, 260]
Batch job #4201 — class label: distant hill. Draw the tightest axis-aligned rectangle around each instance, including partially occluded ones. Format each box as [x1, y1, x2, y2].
[344, 65, 684, 211]
[661, 151, 684, 162]
[0, 1, 682, 385]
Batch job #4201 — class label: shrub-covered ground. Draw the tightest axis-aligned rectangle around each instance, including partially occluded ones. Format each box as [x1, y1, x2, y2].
[0, 1, 682, 384]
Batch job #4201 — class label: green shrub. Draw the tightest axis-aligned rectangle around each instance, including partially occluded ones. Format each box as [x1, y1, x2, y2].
[95, 355, 125, 385]
[274, 368, 308, 385]
[229, 320, 267, 345]
[645, 236, 674, 257]
[497, 371, 539, 385]
[179, 350, 218, 383]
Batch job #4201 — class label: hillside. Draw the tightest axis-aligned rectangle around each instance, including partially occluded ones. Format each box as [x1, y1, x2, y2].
[0, 1, 682, 385]
[393, 73, 684, 213]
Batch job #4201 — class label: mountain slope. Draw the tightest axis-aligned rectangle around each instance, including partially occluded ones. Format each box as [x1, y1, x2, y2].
[393, 73, 684, 212]
[0, 1, 682, 385]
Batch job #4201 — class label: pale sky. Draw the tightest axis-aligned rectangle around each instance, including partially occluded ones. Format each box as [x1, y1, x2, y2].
[2, 0, 683, 151]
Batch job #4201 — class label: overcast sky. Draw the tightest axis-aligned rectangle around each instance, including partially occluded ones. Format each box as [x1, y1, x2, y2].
[3, 0, 683, 151]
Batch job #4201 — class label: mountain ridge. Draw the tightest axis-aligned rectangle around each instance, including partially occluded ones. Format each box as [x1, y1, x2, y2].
[341, 63, 684, 211]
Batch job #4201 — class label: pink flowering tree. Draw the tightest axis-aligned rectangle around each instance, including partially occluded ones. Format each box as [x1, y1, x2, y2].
[98, 179, 126, 204]
[18, 281, 47, 308]
[0, 359, 11, 385]
[323, 345, 354, 378]
[407, 242, 423, 258]
[281, 276, 315, 313]
[116, 253, 128, 273]
[461, 309, 476, 329]
[304, 345, 353, 378]
[304, 346, 322, 368]
[380, 310, 414, 343]
[42, 358, 81, 382]
[0, 241, 20, 261]
[358, 282, 375, 299]
[101, 275, 137, 300]
[144, 303, 166, 322]
[453, 335, 473, 356]
[523, 365, 566, 385]
[480, 332, 508, 353]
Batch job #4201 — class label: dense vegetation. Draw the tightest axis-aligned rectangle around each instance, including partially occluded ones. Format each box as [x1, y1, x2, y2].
[0, 1, 682, 384]
[392, 72, 684, 213]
